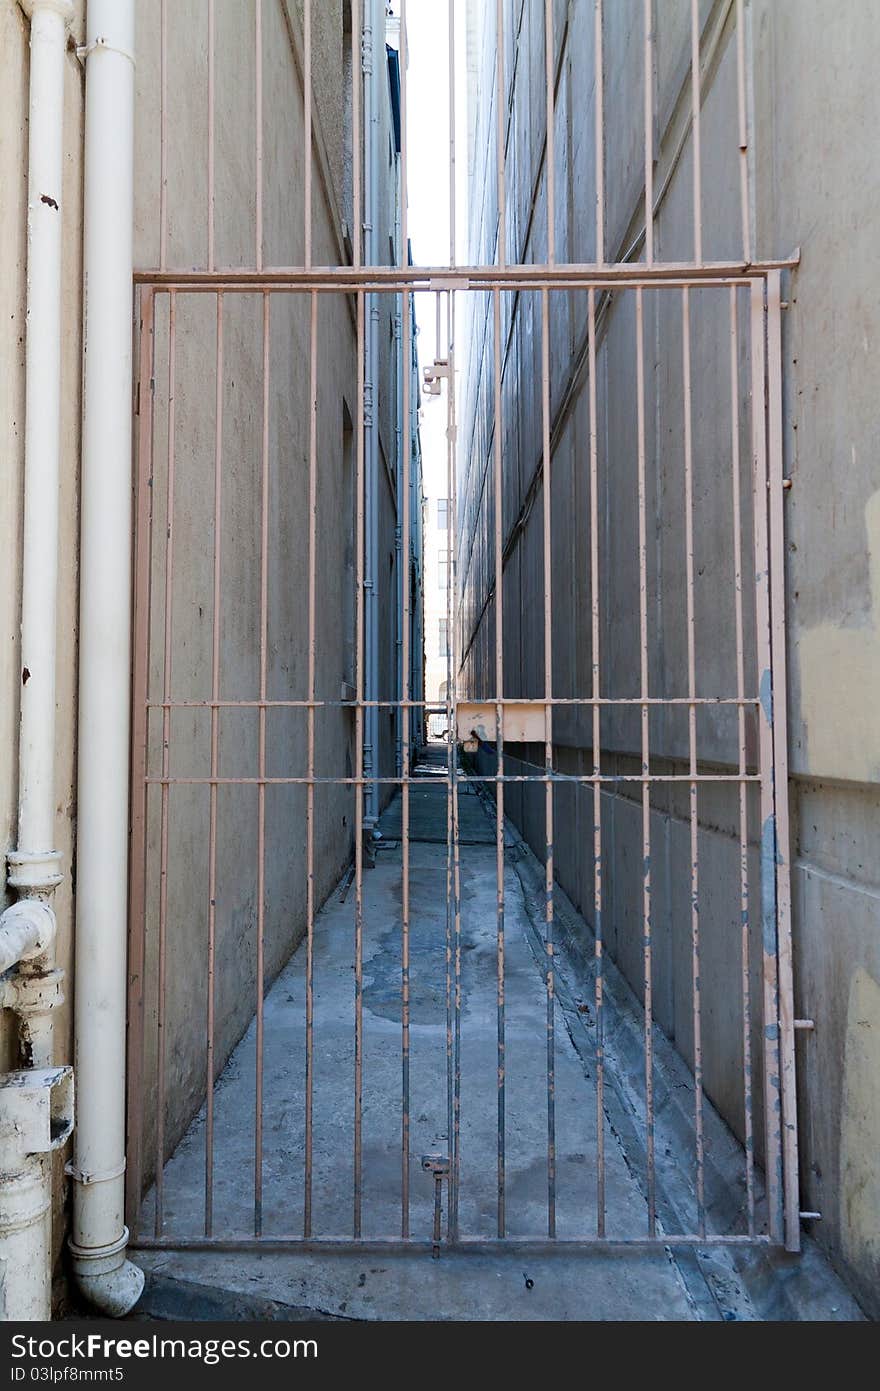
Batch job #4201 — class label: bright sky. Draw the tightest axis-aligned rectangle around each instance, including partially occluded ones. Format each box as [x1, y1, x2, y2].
[387, 0, 469, 493]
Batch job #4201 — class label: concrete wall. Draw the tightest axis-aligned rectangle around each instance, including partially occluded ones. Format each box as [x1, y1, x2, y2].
[132, 0, 406, 1182]
[1, 0, 408, 1275]
[461, 0, 878, 1314]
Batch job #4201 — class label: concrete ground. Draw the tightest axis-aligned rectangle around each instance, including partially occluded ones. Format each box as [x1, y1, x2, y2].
[135, 749, 863, 1321]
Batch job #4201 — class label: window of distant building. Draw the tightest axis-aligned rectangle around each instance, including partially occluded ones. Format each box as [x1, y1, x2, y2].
[438, 618, 448, 658]
[438, 555, 448, 590]
[437, 498, 449, 530]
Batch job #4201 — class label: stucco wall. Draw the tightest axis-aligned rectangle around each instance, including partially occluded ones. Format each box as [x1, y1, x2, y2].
[1, 0, 405, 1269]
[461, 0, 878, 1313]
[131, 0, 404, 1187]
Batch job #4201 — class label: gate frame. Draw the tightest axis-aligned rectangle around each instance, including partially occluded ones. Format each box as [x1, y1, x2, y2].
[124, 256, 801, 1255]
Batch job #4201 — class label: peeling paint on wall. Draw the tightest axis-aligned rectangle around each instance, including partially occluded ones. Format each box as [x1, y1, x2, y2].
[799, 491, 880, 782]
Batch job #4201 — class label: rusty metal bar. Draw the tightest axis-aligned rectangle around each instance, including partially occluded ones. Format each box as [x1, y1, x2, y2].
[594, 0, 604, 264]
[495, 0, 505, 268]
[207, 0, 215, 272]
[545, 0, 556, 266]
[303, 0, 312, 269]
[735, 0, 751, 264]
[730, 284, 756, 1235]
[147, 695, 761, 710]
[690, 0, 703, 265]
[159, 0, 167, 271]
[444, 293, 455, 1237]
[541, 289, 556, 1238]
[204, 291, 224, 1237]
[133, 1233, 774, 1254]
[643, 0, 654, 266]
[255, 0, 263, 271]
[400, 0, 414, 1243]
[750, 278, 783, 1243]
[303, 290, 318, 1238]
[444, 290, 455, 1238]
[766, 270, 800, 1251]
[450, 315, 462, 1243]
[400, 4, 412, 1236]
[147, 772, 764, 788]
[154, 289, 177, 1237]
[125, 288, 156, 1240]
[253, 291, 270, 1236]
[353, 288, 366, 1238]
[493, 286, 506, 1237]
[449, 0, 456, 268]
[352, 0, 362, 271]
[635, 287, 655, 1235]
[587, 285, 605, 1237]
[134, 261, 799, 288]
[682, 286, 705, 1235]
[301, 0, 312, 269]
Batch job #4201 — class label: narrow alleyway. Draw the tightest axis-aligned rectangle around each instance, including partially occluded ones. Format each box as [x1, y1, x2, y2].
[135, 749, 860, 1321]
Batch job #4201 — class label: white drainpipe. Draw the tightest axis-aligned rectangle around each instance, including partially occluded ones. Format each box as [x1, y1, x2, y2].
[67, 0, 143, 1317]
[0, 0, 75, 1323]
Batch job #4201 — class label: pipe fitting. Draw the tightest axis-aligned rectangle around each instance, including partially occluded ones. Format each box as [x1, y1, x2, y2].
[0, 1068, 74, 1320]
[68, 1230, 144, 1318]
[0, 900, 56, 975]
[18, 0, 75, 21]
[0, 1066, 73, 1162]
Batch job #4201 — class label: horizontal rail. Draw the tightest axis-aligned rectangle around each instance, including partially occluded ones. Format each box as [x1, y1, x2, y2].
[144, 773, 762, 787]
[134, 255, 798, 293]
[132, 1234, 772, 1254]
[144, 696, 762, 709]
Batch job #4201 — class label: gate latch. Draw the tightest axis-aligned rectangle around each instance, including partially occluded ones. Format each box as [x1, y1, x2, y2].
[422, 359, 451, 396]
[421, 1154, 450, 1258]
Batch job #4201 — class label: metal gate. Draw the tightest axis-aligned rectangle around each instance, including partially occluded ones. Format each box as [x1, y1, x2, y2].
[126, 0, 799, 1255]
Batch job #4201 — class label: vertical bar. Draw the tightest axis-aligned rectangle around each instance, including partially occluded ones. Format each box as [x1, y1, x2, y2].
[254, 292, 270, 1237]
[207, 0, 215, 271]
[682, 286, 705, 1235]
[690, 0, 703, 264]
[154, 290, 177, 1237]
[352, 0, 362, 270]
[750, 278, 783, 1243]
[399, 0, 412, 1245]
[643, 0, 654, 265]
[126, 289, 156, 1239]
[587, 286, 605, 1236]
[541, 289, 556, 1238]
[255, 0, 263, 271]
[205, 292, 224, 1237]
[544, 0, 556, 265]
[635, 287, 656, 1234]
[495, 0, 506, 267]
[303, 291, 318, 1237]
[766, 271, 800, 1251]
[730, 285, 756, 1235]
[159, 0, 167, 271]
[493, 287, 506, 1237]
[400, 0, 408, 264]
[594, 0, 605, 264]
[353, 289, 366, 1237]
[735, 0, 751, 264]
[449, 310, 462, 1241]
[303, 0, 313, 268]
[444, 293, 455, 1238]
[449, 0, 456, 267]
